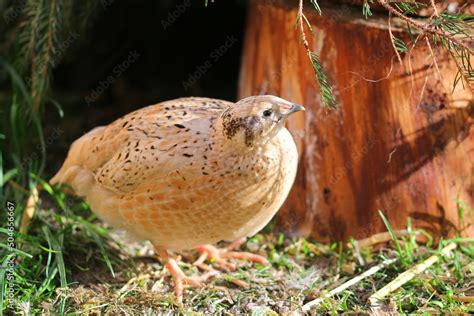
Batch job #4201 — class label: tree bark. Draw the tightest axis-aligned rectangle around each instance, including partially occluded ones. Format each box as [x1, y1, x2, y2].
[238, 0, 473, 242]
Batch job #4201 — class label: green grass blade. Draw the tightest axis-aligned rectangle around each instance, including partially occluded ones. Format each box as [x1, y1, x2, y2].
[0, 151, 3, 202]
[0, 244, 32, 259]
[88, 230, 115, 278]
[0, 57, 30, 100]
[1, 169, 18, 187]
[42, 226, 68, 313]
[378, 210, 408, 267]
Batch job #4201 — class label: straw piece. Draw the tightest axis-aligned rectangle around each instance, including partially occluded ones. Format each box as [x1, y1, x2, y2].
[450, 295, 474, 303]
[368, 242, 457, 306]
[349, 230, 421, 249]
[302, 257, 398, 311]
[19, 186, 39, 234]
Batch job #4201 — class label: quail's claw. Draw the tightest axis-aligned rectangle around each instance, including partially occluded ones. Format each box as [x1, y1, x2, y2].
[224, 251, 269, 264]
[166, 259, 217, 303]
[195, 241, 269, 271]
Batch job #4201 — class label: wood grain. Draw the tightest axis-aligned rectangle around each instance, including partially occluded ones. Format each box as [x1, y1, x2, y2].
[239, 0, 473, 241]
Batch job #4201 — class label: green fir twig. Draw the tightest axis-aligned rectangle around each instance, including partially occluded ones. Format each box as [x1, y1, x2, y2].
[298, 0, 337, 110]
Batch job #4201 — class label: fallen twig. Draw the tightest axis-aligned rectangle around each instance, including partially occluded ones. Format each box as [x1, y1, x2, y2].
[368, 242, 457, 306]
[302, 257, 398, 312]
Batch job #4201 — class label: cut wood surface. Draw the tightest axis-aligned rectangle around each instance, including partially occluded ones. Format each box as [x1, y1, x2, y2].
[238, 0, 473, 241]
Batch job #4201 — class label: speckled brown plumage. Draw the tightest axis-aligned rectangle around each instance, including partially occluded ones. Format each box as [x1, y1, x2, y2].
[51, 95, 303, 300]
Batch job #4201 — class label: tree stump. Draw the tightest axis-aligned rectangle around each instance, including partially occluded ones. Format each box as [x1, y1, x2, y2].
[238, 0, 473, 241]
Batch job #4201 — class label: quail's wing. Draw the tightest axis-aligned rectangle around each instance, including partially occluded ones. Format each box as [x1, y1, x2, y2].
[54, 97, 231, 193]
[95, 97, 232, 193]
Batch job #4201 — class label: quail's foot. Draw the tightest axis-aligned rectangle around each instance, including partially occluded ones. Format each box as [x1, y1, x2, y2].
[165, 259, 217, 303]
[194, 238, 269, 271]
[155, 247, 218, 303]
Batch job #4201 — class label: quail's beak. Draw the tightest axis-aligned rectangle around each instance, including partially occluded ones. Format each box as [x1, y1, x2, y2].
[282, 103, 305, 116]
[290, 103, 305, 113]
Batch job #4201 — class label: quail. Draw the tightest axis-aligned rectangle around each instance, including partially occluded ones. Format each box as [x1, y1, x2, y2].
[51, 95, 304, 301]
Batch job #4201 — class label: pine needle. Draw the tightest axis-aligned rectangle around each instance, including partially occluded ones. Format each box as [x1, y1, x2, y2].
[362, 0, 373, 19]
[309, 0, 322, 15]
[309, 52, 337, 110]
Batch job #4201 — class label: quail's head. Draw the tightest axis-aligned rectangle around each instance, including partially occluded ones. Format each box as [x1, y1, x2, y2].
[219, 95, 304, 147]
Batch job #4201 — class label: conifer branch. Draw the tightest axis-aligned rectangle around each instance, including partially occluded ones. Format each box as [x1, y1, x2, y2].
[298, 0, 337, 110]
[376, 0, 473, 89]
[376, 0, 473, 55]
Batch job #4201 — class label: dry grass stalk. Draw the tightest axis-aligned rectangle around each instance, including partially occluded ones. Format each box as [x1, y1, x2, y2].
[368, 242, 457, 306]
[349, 230, 422, 249]
[302, 257, 398, 311]
[450, 295, 474, 303]
[20, 185, 39, 234]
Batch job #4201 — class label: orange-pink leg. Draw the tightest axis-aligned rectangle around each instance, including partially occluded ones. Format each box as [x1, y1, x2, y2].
[194, 238, 269, 271]
[154, 247, 217, 303]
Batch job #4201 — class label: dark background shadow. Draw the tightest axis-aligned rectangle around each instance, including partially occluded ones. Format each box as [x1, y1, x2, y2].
[46, 0, 246, 173]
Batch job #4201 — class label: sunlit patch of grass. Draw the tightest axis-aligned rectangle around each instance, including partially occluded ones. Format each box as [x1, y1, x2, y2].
[1, 180, 473, 314]
[0, 172, 135, 314]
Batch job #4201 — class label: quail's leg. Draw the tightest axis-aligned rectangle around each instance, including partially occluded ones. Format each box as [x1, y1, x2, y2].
[194, 238, 269, 271]
[154, 247, 217, 303]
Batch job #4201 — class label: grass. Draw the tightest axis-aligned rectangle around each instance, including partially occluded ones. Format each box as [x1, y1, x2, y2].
[0, 179, 473, 314]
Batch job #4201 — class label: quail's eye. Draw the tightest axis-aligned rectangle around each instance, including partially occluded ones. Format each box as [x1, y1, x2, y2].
[262, 109, 272, 118]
